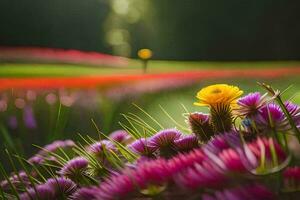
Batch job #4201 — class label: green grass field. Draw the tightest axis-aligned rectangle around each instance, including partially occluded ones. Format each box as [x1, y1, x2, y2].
[1, 60, 300, 77]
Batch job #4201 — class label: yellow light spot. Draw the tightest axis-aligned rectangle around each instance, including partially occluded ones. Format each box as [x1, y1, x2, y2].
[138, 49, 152, 60]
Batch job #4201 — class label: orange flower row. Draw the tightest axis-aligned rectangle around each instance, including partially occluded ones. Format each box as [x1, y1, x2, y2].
[1, 67, 300, 90]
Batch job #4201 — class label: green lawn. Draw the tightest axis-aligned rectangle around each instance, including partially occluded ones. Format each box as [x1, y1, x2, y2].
[0, 60, 300, 77]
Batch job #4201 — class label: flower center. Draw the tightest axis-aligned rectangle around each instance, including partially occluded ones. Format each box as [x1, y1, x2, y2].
[211, 89, 222, 94]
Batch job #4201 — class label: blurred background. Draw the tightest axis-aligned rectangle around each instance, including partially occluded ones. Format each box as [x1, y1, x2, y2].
[1, 0, 300, 60]
[1, 0, 300, 166]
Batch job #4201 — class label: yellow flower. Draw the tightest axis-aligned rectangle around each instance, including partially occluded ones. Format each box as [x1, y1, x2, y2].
[138, 49, 152, 60]
[195, 84, 243, 108]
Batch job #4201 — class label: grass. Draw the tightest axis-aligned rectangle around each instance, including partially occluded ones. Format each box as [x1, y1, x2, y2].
[0, 60, 300, 77]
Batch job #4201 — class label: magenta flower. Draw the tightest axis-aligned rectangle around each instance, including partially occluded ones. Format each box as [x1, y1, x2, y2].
[168, 149, 205, 174]
[218, 148, 246, 172]
[133, 158, 170, 188]
[38, 140, 75, 156]
[174, 134, 199, 152]
[283, 166, 300, 190]
[109, 130, 131, 144]
[97, 173, 135, 200]
[204, 131, 240, 155]
[1, 171, 31, 191]
[202, 184, 274, 200]
[285, 101, 300, 125]
[71, 186, 100, 200]
[150, 129, 182, 147]
[97, 158, 170, 199]
[59, 157, 89, 180]
[20, 184, 54, 200]
[45, 177, 77, 197]
[237, 92, 268, 117]
[256, 103, 289, 132]
[174, 160, 227, 190]
[128, 138, 157, 157]
[248, 137, 287, 168]
[150, 129, 182, 157]
[187, 112, 214, 142]
[88, 140, 116, 155]
[28, 155, 44, 165]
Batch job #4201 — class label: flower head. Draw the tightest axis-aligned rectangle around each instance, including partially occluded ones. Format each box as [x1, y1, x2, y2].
[128, 138, 157, 157]
[195, 84, 243, 108]
[45, 177, 77, 197]
[88, 140, 116, 155]
[150, 129, 182, 157]
[109, 130, 131, 144]
[71, 186, 100, 200]
[247, 137, 287, 172]
[174, 134, 199, 152]
[202, 184, 274, 200]
[37, 140, 75, 156]
[97, 173, 135, 200]
[187, 112, 214, 142]
[285, 101, 300, 125]
[237, 92, 268, 117]
[20, 184, 54, 200]
[1, 171, 31, 191]
[256, 103, 289, 132]
[59, 157, 89, 180]
[150, 129, 182, 148]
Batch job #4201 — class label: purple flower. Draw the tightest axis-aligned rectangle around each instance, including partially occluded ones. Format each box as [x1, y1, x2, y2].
[28, 155, 44, 165]
[202, 184, 274, 200]
[256, 103, 289, 132]
[71, 186, 100, 200]
[150, 129, 182, 148]
[88, 140, 116, 155]
[150, 129, 182, 157]
[128, 138, 157, 157]
[109, 130, 131, 144]
[1, 171, 31, 191]
[285, 101, 300, 126]
[97, 158, 170, 199]
[187, 112, 214, 142]
[97, 173, 135, 200]
[59, 157, 89, 180]
[38, 140, 75, 156]
[237, 92, 268, 117]
[133, 159, 170, 188]
[204, 131, 240, 155]
[23, 106, 37, 129]
[45, 177, 77, 197]
[218, 148, 246, 172]
[168, 149, 205, 174]
[20, 184, 54, 200]
[248, 137, 287, 170]
[174, 134, 199, 152]
[174, 160, 227, 189]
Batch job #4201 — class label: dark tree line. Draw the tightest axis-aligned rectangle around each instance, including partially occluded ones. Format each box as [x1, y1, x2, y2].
[1, 0, 300, 60]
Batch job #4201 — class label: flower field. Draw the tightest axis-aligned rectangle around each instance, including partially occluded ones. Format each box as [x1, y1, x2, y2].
[1, 57, 300, 200]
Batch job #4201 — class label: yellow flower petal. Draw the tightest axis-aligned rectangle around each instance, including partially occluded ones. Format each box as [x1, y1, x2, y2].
[195, 84, 243, 108]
